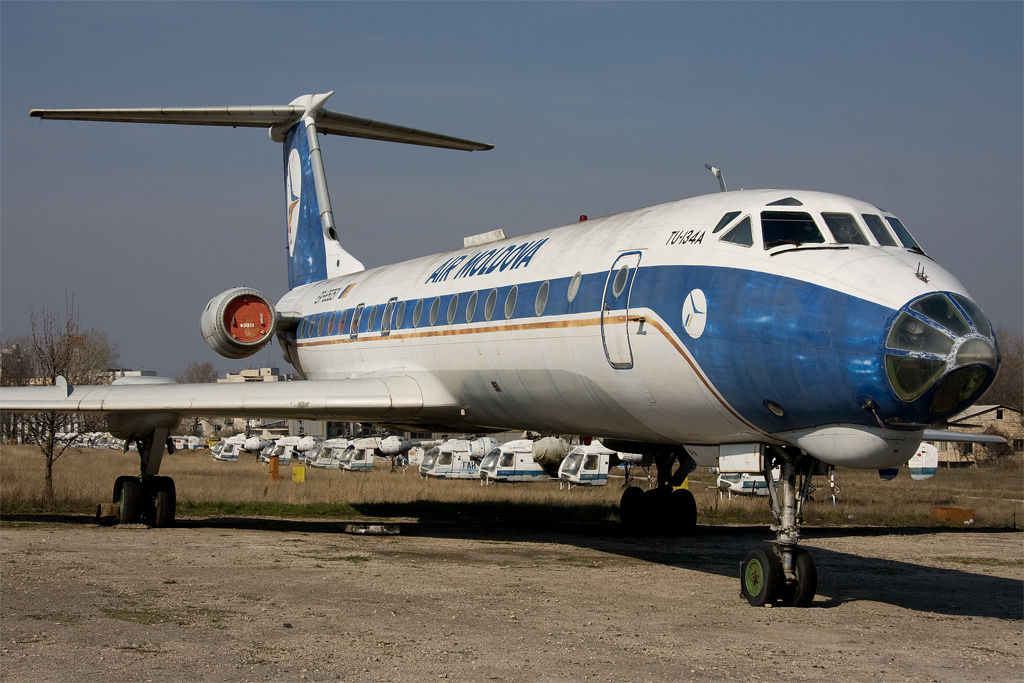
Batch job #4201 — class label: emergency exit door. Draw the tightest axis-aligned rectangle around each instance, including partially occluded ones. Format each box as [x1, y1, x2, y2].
[601, 251, 642, 368]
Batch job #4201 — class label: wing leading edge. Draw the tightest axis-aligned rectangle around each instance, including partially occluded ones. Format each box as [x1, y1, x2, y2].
[0, 376, 436, 422]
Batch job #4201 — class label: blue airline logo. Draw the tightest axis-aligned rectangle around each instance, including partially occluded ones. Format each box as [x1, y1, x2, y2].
[425, 238, 549, 284]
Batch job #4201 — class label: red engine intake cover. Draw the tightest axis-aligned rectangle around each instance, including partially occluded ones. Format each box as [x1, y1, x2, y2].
[224, 295, 273, 343]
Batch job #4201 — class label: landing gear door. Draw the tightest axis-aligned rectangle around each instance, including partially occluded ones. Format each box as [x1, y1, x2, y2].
[601, 251, 642, 369]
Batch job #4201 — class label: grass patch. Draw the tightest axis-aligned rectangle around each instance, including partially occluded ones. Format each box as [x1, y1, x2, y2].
[1, 445, 1021, 529]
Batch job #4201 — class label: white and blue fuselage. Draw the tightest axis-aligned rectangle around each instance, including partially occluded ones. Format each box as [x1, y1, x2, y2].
[279, 188, 998, 470]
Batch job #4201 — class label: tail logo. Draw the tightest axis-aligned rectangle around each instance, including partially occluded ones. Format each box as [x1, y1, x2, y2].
[286, 147, 302, 257]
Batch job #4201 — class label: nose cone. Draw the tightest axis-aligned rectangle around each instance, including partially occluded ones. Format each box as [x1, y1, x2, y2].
[883, 292, 999, 422]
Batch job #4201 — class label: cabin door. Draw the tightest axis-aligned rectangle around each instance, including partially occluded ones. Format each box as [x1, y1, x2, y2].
[601, 251, 642, 369]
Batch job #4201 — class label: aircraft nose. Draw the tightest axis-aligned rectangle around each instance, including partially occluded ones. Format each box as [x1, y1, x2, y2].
[882, 292, 999, 420]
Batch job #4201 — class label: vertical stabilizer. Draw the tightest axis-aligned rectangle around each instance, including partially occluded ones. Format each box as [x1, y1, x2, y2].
[283, 93, 364, 289]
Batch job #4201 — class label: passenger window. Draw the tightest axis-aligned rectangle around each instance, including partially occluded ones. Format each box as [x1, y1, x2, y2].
[861, 214, 898, 246]
[336, 310, 347, 334]
[394, 301, 405, 329]
[446, 294, 459, 324]
[822, 213, 868, 245]
[567, 272, 582, 302]
[712, 211, 741, 234]
[350, 305, 363, 338]
[504, 286, 518, 319]
[429, 297, 440, 325]
[466, 291, 478, 323]
[535, 281, 549, 316]
[720, 216, 753, 247]
[316, 314, 325, 337]
[885, 216, 922, 251]
[484, 289, 497, 321]
[365, 305, 376, 332]
[412, 299, 423, 328]
[761, 211, 825, 249]
[382, 299, 396, 334]
[325, 312, 335, 336]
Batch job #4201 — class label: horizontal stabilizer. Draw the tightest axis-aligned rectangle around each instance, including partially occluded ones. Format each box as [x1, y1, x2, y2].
[31, 94, 493, 151]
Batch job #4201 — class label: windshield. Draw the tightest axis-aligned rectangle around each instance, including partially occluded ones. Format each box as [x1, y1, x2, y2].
[821, 213, 868, 245]
[562, 451, 584, 476]
[480, 449, 500, 471]
[761, 211, 825, 249]
[421, 448, 439, 470]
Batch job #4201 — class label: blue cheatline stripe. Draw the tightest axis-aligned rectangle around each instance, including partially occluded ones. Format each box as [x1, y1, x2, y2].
[296, 264, 909, 433]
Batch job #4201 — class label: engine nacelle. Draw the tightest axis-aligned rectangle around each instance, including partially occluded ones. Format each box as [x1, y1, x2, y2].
[200, 287, 277, 359]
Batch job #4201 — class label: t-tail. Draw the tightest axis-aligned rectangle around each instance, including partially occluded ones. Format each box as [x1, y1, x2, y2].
[30, 91, 493, 291]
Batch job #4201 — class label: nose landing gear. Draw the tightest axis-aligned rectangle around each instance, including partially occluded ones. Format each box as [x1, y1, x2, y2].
[740, 447, 818, 606]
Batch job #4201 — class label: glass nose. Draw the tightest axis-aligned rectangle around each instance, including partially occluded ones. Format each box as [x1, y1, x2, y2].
[883, 293, 999, 418]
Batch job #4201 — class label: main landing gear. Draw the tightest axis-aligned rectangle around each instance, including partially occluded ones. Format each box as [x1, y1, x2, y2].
[619, 450, 697, 536]
[739, 446, 818, 607]
[112, 427, 177, 527]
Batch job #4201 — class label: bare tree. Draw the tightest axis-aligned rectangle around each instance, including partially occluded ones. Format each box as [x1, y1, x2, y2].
[980, 327, 1023, 411]
[0, 336, 36, 443]
[17, 298, 119, 507]
[176, 361, 218, 384]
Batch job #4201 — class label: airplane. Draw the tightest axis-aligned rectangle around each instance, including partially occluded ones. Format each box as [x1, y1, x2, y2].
[0, 91, 1003, 607]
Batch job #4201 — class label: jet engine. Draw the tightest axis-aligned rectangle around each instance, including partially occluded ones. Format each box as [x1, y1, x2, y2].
[200, 287, 277, 359]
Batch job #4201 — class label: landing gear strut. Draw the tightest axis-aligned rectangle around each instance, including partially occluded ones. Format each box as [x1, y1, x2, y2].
[619, 450, 697, 535]
[111, 426, 177, 527]
[739, 446, 818, 606]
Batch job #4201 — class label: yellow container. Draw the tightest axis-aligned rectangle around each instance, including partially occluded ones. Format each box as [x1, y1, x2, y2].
[292, 465, 306, 483]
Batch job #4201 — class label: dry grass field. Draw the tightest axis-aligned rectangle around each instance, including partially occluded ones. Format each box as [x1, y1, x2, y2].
[1, 444, 1021, 528]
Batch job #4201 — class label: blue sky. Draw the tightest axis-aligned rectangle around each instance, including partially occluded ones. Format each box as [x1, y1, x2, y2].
[2, 1, 1021, 377]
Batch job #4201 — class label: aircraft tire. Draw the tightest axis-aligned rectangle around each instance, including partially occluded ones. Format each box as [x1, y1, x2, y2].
[118, 478, 144, 525]
[153, 489, 176, 528]
[112, 475, 135, 504]
[150, 477, 177, 528]
[619, 486, 646, 528]
[671, 488, 697, 535]
[782, 548, 817, 607]
[740, 545, 782, 606]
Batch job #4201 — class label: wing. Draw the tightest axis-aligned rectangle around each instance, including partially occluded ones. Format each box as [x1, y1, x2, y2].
[922, 429, 1006, 444]
[0, 376, 445, 422]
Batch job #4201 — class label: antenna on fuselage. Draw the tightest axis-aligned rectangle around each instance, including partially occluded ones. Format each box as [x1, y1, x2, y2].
[704, 163, 728, 192]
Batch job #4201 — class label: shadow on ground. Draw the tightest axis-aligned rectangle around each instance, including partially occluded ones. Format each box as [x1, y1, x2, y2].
[3, 507, 1021, 621]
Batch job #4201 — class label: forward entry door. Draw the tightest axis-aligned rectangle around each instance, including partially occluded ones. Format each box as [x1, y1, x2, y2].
[601, 251, 642, 369]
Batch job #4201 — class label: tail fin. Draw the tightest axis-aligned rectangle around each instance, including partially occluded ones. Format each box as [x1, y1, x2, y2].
[282, 94, 364, 288]
[31, 91, 493, 290]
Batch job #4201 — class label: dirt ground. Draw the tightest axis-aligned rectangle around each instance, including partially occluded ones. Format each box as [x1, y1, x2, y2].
[1, 516, 1021, 682]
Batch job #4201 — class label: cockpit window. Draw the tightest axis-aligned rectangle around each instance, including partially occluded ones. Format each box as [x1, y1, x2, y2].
[949, 294, 992, 337]
[909, 294, 970, 336]
[760, 211, 825, 250]
[720, 216, 753, 246]
[712, 211, 741, 234]
[886, 312, 954, 355]
[822, 213, 869, 245]
[884, 216, 922, 251]
[861, 214, 898, 246]
[766, 197, 803, 206]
